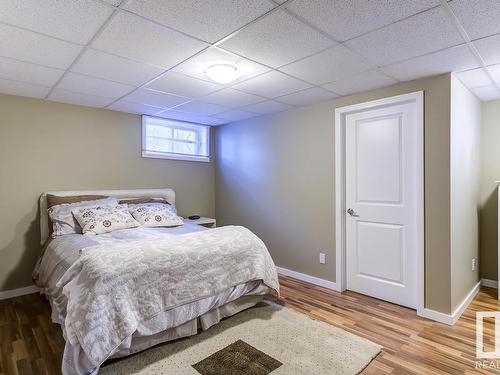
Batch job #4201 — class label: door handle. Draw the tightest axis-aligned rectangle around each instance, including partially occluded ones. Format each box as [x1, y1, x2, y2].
[347, 208, 359, 217]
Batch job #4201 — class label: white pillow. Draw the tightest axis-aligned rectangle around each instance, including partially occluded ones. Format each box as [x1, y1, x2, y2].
[129, 203, 184, 227]
[48, 197, 118, 237]
[72, 204, 140, 235]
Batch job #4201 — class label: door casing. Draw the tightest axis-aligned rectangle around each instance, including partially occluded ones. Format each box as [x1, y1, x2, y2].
[334, 91, 424, 315]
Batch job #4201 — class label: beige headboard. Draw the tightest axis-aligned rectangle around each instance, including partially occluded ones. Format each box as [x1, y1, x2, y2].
[39, 187, 175, 244]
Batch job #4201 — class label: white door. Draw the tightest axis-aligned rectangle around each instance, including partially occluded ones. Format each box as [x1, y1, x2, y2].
[345, 97, 421, 309]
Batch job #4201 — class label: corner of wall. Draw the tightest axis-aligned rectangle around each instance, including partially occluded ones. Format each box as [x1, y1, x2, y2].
[479, 99, 500, 283]
[449, 74, 482, 313]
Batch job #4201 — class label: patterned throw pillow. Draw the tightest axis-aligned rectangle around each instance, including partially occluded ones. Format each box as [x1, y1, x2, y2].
[48, 197, 119, 237]
[72, 204, 139, 235]
[129, 203, 184, 227]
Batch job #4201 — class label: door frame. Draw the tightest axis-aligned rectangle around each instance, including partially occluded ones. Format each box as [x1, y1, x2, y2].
[334, 91, 424, 315]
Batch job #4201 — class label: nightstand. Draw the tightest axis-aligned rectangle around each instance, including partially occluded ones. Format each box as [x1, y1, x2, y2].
[183, 217, 216, 228]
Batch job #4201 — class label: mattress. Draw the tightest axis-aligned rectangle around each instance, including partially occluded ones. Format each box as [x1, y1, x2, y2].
[34, 224, 208, 296]
[34, 224, 272, 374]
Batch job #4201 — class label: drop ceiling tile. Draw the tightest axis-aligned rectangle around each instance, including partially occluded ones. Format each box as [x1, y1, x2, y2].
[219, 10, 335, 68]
[276, 87, 338, 106]
[72, 49, 164, 86]
[173, 47, 270, 84]
[48, 89, 114, 108]
[156, 110, 223, 125]
[0, 23, 82, 69]
[280, 45, 373, 85]
[487, 64, 500, 85]
[242, 100, 292, 115]
[174, 100, 228, 116]
[124, 88, 191, 109]
[201, 88, 264, 107]
[124, 0, 275, 43]
[322, 70, 397, 96]
[474, 34, 500, 66]
[0, 57, 64, 87]
[92, 12, 208, 69]
[57, 72, 134, 99]
[455, 68, 492, 89]
[345, 7, 462, 66]
[216, 109, 259, 122]
[233, 70, 311, 98]
[471, 85, 500, 101]
[211, 119, 229, 126]
[449, 0, 500, 40]
[381, 45, 478, 81]
[0, 78, 50, 98]
[0, 0, 113, 45]
[146, 72, 223, 98]
[286, 0, 440, 42]
[107, 100, 164, 115]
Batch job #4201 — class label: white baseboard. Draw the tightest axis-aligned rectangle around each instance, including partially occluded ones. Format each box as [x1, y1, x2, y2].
[481, 279, 498, 289]
[419, 308, 455, 325]
[276, 266, 482, 326]
[418, 281, 481, 325]
[276, 266, 340, 291]
[0, 285, 39, 300]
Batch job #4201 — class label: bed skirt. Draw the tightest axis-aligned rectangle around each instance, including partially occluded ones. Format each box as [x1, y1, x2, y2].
[59, 282, 270, 374]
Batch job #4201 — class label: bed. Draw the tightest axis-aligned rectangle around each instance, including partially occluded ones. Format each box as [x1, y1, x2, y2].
[33, 188, 279, 375]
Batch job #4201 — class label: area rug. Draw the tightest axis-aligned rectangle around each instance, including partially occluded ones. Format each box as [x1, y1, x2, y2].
[101, 303, 381, 375]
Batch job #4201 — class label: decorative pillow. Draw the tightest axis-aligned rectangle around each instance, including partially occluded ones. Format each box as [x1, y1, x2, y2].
[121, 198, 178, 215]
[129, 203, 183, 227]
[72, 204, 140, 235]
[48, 197, 118, 237]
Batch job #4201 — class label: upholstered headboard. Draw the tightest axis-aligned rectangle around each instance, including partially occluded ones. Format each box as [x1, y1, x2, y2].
[39, 188, 175, 244]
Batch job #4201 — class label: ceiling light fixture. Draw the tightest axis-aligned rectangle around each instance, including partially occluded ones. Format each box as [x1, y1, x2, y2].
[204, 64, 240, 84]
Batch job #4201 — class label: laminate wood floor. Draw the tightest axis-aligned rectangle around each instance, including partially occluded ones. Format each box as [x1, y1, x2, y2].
[278, 275, 500, 375]
[1, 275, 499, 374]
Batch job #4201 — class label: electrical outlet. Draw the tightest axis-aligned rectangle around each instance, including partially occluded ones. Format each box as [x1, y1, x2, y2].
[472, 258, 476, 271]
[319, 253, 326, 264]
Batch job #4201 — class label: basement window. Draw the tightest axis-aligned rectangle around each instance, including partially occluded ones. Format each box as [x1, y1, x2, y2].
[142, 116, 210, 162]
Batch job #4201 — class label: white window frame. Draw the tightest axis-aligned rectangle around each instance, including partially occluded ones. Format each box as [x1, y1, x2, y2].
[141, 116, 211, 163]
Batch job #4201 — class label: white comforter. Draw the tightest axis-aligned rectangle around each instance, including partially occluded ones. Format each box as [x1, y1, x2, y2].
[37, 225, 279, 373]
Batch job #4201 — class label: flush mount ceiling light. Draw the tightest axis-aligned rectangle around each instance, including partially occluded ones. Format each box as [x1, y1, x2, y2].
[204, 64, 240, 84]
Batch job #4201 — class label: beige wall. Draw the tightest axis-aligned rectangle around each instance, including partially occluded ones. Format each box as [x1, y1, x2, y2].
[480, 99, 500, 281]
[216, 74, 454, 313]
[0, 94, 215, 292]
[450, 76, 481, 311]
